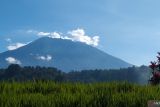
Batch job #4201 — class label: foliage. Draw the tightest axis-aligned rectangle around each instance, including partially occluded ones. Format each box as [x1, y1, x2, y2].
[0, 64, 149, 84]
[149, 52, 160, 85]
[0, 81, 159, 107]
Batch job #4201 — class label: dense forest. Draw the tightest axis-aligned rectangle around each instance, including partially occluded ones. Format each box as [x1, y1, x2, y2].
[0, 64, 150, 84]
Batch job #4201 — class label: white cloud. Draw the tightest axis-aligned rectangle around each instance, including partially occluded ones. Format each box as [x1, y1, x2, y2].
[50, 32, 61, 38]
[7, 43, 27, 50]
[37, 31, 62, 39]
[92, 36, 99, 46]
[6, 57, 21, 64]
[37, 32, 50, 36]
[5, 38, 12, 42]
[68, 28, 99, 46]
[36, 55, 52, 61]
[46, 55, 52, 61]
[27, 28, 100, 47]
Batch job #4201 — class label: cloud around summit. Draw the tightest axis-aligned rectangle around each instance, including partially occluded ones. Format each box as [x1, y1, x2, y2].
[29, 28, 100, 47]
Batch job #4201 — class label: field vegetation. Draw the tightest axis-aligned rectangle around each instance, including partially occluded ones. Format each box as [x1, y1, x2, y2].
[0, 81, 159, 107]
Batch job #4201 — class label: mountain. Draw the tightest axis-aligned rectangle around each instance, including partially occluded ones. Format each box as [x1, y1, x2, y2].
[0, 37, 132, 72]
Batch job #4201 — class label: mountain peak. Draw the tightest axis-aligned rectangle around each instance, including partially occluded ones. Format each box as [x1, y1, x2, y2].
[0, 37, 132, 72]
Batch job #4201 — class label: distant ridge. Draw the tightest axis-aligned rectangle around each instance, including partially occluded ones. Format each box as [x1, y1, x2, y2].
[0, 37, 132, 72]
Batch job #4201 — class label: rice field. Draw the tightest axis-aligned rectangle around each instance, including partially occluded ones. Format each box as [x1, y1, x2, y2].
[0, 81, 159, 107]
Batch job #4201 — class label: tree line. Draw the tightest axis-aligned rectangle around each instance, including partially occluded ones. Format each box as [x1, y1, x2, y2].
[0, 64, 150, 84]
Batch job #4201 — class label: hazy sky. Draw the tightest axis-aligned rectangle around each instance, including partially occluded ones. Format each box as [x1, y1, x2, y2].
[0, 0, 160, 66]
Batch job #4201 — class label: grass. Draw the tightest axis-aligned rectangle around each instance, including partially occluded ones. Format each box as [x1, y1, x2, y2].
[0, 81, 159, 107]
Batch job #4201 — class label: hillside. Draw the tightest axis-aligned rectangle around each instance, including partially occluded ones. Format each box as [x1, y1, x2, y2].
[0, 37, 132, 71]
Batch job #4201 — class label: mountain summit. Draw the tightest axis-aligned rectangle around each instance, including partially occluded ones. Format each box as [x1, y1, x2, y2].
[0, 37, 132, 72]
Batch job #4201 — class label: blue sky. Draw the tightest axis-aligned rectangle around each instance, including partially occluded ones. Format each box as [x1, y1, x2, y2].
[0, 0, 160, 66]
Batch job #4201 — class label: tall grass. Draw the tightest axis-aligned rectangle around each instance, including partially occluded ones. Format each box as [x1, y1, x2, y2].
[0, 81, 159, 107]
